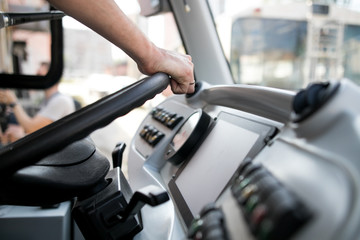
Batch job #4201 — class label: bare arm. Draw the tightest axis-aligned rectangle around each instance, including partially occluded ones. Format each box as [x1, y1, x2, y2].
[12, 105, 52, 133]
[0, 90, 52, 134]
[47, 0, 195, 94]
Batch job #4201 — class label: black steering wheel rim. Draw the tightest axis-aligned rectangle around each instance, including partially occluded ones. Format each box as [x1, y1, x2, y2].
[0, 73, 170, 178]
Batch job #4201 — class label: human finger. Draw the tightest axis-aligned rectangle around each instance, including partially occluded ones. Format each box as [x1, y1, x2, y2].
[170, 55, 195, 94]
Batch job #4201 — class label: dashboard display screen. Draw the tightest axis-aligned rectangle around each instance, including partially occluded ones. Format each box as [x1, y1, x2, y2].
[169, 112, 275, 226]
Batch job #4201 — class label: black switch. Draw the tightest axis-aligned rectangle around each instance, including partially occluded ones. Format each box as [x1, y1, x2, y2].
[167, 116, 183, 129]
[112, 142, 126, 169]
[292, 82, 340, 122]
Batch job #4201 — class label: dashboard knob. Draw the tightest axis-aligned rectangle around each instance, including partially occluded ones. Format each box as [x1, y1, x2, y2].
[292, 82, 340, 122]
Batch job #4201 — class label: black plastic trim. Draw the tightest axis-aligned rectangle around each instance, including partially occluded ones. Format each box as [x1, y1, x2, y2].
[0, 7, 63, 89]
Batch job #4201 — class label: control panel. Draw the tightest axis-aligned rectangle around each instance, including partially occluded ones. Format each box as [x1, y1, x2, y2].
[186, 158, 312, 240]
[138, 107, 184, 147]
[128, 80, 360, 240]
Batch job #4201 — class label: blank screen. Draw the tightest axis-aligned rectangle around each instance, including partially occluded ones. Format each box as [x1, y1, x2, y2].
[175, 118, 259, 216]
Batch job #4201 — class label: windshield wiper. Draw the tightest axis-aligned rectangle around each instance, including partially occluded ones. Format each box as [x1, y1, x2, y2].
[0, 10, 65, 29]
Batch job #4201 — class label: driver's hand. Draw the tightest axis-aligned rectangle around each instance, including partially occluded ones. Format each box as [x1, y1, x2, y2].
[137, 48, 195, 95]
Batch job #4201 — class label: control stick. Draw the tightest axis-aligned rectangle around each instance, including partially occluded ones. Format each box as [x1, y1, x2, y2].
[73, 159, 169, 240]
[117, 185, 169, 221]
[112, 142, 126, 168]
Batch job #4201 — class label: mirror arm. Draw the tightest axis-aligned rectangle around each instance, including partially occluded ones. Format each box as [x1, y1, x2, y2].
[0, 9, 64, 89]
[0, 10, 65, 29]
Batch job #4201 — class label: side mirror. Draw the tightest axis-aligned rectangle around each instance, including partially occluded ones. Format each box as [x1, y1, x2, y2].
[0, 3, 64, 89]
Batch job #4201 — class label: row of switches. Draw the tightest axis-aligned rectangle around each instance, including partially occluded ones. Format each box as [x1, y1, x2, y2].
[151, 107, 183, 129]
[139, 125, 165, 146]
[231, 158, 312, 240]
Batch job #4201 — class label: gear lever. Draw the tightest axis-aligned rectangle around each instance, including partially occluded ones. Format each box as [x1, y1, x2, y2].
[73, 142, 170, 240]
[116, 185, 169, 221]
[112, 142, 126, 168]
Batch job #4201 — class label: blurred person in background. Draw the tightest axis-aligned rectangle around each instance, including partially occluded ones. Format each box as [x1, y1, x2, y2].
[0, 62, 76, 144]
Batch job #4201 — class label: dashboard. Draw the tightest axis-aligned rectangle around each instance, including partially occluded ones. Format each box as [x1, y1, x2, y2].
[0, 78, 359, 240]
[127, 80, 360, 240]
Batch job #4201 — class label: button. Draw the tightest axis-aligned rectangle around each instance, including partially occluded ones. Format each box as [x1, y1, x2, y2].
[250, 204, 268, 232]
[159, 112, 167, 122]
[238, 184, 258, 205]
[199, 203, 217, 218]
[194, 232, 203, 240]
[167, 116, 183, 129]
[248, 168, 269, 183]
[151, 107, 161, 117]
[154, 109, 163, 119]
[188, 218, 204, 238]
[163, 115, 171, 124]
[139, 126, 149, 138]
[149, 132, 165, 146]
[231, 177, 251, 198]
[238, 157, 252, 175]
[245, 195, 259, 214]
[148, 135, 158, 145]
[242, 163, 262, 178]
[164, 113, 176, 125]
[144, 130, 152, 141]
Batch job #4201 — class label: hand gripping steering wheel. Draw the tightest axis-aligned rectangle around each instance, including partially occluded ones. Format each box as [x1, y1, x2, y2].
[0, 73, 170, 179]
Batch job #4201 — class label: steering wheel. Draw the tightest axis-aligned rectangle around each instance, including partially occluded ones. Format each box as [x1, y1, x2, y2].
[0, 73, 170, 178]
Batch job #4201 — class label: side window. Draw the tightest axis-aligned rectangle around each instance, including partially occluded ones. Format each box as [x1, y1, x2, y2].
[208, 0, 360, 90]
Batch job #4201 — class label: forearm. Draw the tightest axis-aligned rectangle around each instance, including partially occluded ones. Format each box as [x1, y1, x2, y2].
[11, 104, 36, 133]
[47, 0, 195, 94]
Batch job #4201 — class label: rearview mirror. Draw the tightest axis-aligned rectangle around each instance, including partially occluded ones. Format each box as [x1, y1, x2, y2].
[0, 2, 64, 89]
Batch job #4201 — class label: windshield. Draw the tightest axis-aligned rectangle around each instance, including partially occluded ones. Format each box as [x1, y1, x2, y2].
[208, 0, 360, 90]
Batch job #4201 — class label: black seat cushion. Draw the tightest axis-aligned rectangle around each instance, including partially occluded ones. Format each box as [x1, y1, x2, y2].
[0, 137, 110, 206]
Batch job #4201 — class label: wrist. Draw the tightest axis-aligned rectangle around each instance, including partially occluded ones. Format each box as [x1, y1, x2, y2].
[137, 43, 163, 75]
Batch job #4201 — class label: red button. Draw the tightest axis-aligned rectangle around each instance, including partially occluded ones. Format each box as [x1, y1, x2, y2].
[251, 204, 267, 227]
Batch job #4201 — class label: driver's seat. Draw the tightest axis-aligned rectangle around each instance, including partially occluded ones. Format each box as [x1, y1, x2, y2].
[0, 137, 110, 206]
